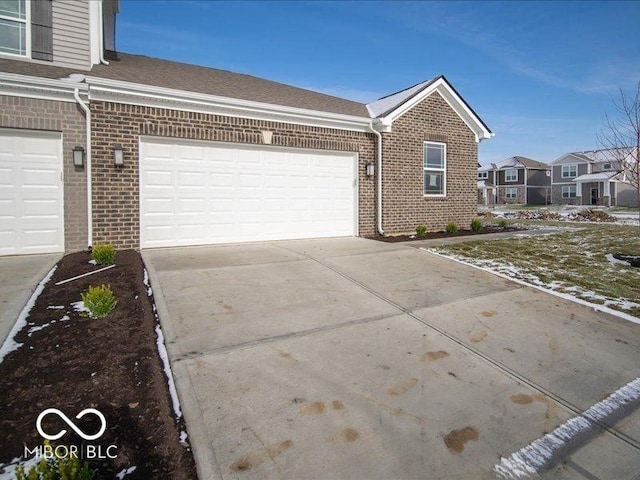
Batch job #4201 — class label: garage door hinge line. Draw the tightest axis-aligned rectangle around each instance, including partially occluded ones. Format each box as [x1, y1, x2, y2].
[279, 245, 640, 454]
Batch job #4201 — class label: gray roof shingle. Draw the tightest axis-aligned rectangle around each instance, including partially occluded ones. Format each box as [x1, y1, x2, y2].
[0, 53, 370, 117]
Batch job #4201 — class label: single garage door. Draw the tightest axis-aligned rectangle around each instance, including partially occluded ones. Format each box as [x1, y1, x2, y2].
[0, 129, 64, 256]
[140, 138, 357, 248]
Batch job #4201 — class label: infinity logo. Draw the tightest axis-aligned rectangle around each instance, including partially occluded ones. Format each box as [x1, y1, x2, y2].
[36, 408, 107, 441]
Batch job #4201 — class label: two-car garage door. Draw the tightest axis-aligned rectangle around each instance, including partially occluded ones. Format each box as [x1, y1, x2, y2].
[140, 138, 357, 248]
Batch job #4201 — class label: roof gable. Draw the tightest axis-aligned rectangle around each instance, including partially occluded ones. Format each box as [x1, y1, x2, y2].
[367, 76, 493, 142]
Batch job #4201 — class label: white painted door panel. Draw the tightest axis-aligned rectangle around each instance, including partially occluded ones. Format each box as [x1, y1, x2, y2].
[140, 139, 357, 248]
[0, 130, 64, 255]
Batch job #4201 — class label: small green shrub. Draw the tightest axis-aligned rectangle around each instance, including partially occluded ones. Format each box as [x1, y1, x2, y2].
[498, 219, 509, 229]
[81, 285, 117, 318]
[470, 218, 483, 233]
[15, 441, 94, 480]
[415, 224, 427, 237]
[445, 222, 458, 235]
[91, 244, 116, 265]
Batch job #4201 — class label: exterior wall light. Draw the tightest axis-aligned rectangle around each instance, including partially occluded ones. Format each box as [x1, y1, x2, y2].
[73, 146, 85, 167]
[366, 161, 375, 177]
[113, 144, 124, 167]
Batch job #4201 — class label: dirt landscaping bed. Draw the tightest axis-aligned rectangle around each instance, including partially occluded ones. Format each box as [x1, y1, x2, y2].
[0, 250, 197, 479]
[371, 225, 523, 243]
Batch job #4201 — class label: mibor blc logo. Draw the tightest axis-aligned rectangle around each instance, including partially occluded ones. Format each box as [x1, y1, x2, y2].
[36, 408, 107, 441]
[26, 408, 117, 460]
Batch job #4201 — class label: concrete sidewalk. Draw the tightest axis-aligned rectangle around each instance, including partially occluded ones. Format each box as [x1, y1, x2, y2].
[0, 253, 61, 346]
[143, 238, 640, 480]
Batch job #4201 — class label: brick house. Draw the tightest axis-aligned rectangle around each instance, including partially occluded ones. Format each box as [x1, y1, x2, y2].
[0, 0, 492, 255]
[550, 149, 638, 206]
[477, 156, 551, 205]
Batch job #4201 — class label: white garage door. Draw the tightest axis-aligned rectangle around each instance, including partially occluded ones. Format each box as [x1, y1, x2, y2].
[140, 138, 357, 248]
[0, 130, 64, 256]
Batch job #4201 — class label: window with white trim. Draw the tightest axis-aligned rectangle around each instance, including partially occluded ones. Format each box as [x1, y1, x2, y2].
[505, 187, 518, 199]
[478, 171, 488, 179]
[505, 169, 518, 182]
[561, 164, 577, 178]
[0, 0, 28, 56]
[603, 163, 611, 170]
[562, 185, 577, 198]
[424, 142, 446, 196]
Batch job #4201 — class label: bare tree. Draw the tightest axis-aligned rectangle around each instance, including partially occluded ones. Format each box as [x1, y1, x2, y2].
[597, 81, 640, 226]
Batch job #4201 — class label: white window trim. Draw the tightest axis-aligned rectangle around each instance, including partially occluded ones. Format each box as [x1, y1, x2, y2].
[423, 141, 446, 197]
[505, 187, 518, 199]
[0, 0, 31, 59]
[561, 164, 578, 178]
[478, 171, 488, 179]
[504, 168, 518, 182]
[562, 185, 577, 198]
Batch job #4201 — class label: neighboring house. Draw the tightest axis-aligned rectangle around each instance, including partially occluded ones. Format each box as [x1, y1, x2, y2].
[0, 0, 493, 256]
[550, 149, 638, 206]
[477, 156, 550, 205]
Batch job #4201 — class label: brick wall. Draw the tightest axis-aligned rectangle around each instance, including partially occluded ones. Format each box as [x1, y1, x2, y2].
[90, 101, 377, 248]
[381, 92, 478, 234]
[0, 95, 88, 252]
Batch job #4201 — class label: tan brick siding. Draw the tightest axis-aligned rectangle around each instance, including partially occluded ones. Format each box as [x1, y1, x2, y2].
[90, 101, 377, 248]
[496, 185, 525, 204]
[0, 95, 88, 252]
[381, 92, 478, 234]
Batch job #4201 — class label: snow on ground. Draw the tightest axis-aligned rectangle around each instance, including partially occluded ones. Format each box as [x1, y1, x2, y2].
[425, 250, 640, 325]
[71, 300, 91, 315]
[28, 315, 70, 336]
[144, 268, 183, 420]
[0, 455, 40, 480]
[0, 266, 57, 365]
[495, 376, 640, 479]
[115, 466, 137, 479]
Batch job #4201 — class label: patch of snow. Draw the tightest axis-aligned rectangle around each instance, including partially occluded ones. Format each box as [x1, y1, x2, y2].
[179, 430, 188, 444]
[0, 266, 57, 365]
[495, 376, 640, 479]
[606, 253, 631, 266]
[91, 371, 97, 377]
[424, 250, 640, 325]
[27, 315, 70, 336]
[115, 466, 137, 479]
[143, 268, 149, 287]
[88, 259, 97, 265]
[155, 323, 182, 419]
[0, 455, 41, 480]
[47, 305, 64, 309]
[71, 300, 91, 314]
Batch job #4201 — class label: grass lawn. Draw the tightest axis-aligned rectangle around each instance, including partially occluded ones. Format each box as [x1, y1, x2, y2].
[428, 223, 640, 318]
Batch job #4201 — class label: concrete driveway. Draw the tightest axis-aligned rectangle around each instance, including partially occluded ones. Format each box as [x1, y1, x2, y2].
[143, 238, 640, 480]
[0, 253, 61, 346]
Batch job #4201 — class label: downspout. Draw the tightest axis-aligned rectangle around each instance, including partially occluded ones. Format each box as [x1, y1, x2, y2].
[97, 0, 109, 65]
[368, 121, 384, 235]
[73, 87, 92, 248]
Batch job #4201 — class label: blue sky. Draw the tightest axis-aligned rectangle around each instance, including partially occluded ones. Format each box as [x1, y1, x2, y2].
[117, 1, 640, 165]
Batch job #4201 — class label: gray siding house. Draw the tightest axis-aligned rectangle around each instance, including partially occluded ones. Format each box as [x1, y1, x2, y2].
[550, 149, 638, 206]
[478, 156, 551, 205]
[0, 0, 493, 255]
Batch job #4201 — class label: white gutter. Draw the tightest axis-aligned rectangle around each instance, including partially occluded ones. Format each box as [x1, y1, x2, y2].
[368, 122, 384, 235]
[97, 0, 109, 65]
[73, 87, 92, 248]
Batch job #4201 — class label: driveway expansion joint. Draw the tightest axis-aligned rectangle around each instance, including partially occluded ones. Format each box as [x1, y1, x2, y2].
[275, 242, 640, 455]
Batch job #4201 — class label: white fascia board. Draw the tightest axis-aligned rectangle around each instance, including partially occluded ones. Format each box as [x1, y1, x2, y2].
[0, 73, 88, 102]
[379, 78, 493, 142]
[85, 77, 373, 133]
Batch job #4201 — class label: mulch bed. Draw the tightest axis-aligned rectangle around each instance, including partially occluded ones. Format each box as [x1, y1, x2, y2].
[370, 226, 523, 243]
[0, 250, 197, 479]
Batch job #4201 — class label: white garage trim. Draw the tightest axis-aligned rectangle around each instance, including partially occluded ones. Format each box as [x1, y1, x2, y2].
[0, 129, 64, 256]
[139, 137, 358, 249]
